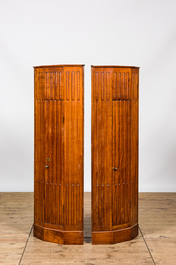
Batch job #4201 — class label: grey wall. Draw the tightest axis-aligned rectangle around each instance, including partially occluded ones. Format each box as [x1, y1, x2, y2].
[0, 0, 176, 192]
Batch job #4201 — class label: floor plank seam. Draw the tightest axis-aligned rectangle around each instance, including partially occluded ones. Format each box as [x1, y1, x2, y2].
[139, 226, 156, 265]
[18, 223, 33, 265]
[144, 236, 176, 239]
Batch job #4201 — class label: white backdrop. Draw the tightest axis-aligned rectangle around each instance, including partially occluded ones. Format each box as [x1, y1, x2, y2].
[0, 0, 176, 192]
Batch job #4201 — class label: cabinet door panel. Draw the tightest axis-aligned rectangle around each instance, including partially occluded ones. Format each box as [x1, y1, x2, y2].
[112, 100, 131, 228]
[44, 99, 64, 227]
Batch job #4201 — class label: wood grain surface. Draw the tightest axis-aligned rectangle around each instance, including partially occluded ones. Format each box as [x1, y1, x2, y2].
[91, 66, 139, 244]
[34, 65, 84, 244]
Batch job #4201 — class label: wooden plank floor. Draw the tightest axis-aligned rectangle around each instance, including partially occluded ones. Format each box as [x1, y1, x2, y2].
[0, 192, 176, 264]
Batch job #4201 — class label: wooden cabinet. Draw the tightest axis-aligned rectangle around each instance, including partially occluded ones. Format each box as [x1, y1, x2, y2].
[34, 65, 84, 245]
[91, 65, 139, 244]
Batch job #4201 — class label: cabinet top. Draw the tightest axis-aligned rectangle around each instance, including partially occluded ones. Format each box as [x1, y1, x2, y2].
[33, 64, 85, 68]
[91, 65, 139, 69]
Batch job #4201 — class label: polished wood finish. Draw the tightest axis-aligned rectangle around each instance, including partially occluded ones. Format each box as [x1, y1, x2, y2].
[91, 65, 139, 244]
[34, 65, 84, 245]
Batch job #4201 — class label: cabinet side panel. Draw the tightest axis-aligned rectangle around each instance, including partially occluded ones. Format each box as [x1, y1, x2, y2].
[91, 68, 98, 231]
[63, 66, 84, 231]
[131, 69, 139, 226]
[92, 68, 112, 232]
[34, 69, 45, 224]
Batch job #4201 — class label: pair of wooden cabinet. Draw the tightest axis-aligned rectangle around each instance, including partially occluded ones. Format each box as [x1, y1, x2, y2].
[34, 65, 139, 245]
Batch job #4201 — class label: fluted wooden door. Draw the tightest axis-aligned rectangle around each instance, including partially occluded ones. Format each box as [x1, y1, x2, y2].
[34, 65, 84, 245]
[112, 100, 131, 229]
[91, 66, 139, 244]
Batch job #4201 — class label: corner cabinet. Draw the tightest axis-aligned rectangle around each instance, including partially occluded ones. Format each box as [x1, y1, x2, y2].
[91, 65, 139, 244]
[34, 65, 84, 245]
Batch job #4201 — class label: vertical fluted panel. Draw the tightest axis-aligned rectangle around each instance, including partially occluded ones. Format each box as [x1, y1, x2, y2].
[64, 67, 83, 231]
[92, 68, 112, 231]
[112, 100, 131, 227]
[112, 69, 131, 100]
[34, 67, 64, 227]
[44, 69, 63, 100]
[44, 70, 64, 226]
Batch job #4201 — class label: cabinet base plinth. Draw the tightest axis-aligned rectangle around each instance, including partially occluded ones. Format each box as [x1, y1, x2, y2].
[33, 224, 83, 245]
[92, 224, 138, 244]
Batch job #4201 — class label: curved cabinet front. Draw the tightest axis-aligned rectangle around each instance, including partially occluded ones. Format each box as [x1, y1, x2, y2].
[34, 65, 84, 245]
[91, 66, 139, 244]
